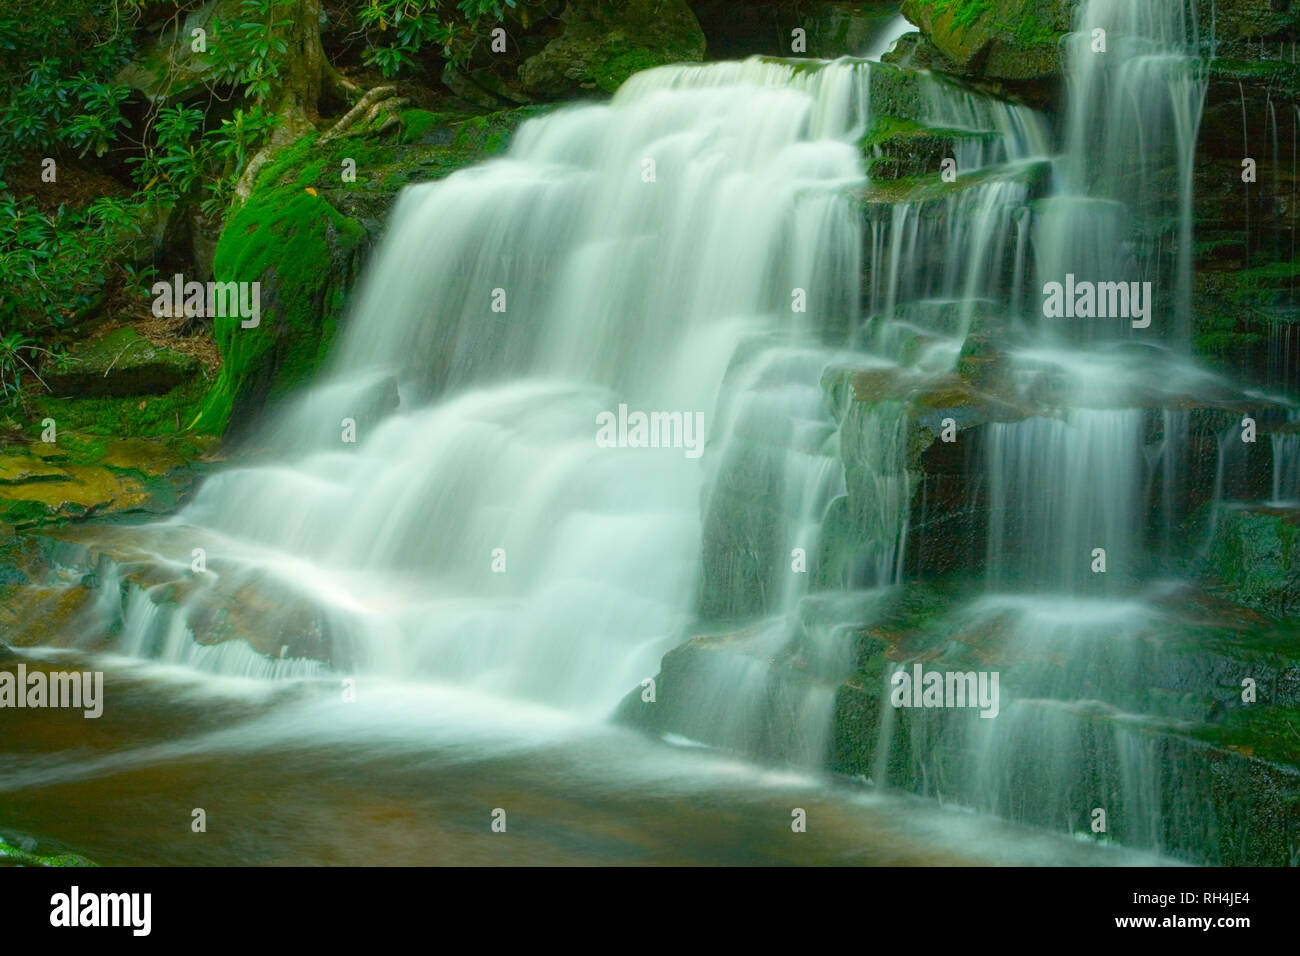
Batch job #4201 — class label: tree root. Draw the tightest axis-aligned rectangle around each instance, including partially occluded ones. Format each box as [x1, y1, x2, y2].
[320, 86, 405, 144]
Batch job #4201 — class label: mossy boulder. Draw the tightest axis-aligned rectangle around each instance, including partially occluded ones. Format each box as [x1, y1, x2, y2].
[0, 430, 210, 531]
[861, 115, 1000, 180]
[44, 327, 200, 398]
[192, 164, 367, 437]
[519, 0, 706, 97]
[900, 0, 1075, 80]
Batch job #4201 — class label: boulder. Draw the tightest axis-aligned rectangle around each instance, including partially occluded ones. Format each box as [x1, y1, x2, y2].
[43, 327, 200, 398]
[900, 0, 1075, 81]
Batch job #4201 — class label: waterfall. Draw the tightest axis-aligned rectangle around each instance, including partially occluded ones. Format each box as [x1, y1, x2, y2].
[1272, 409, 1300, 505]
[1040, 0, 1209, 347]
[24, 0, 1283, 865]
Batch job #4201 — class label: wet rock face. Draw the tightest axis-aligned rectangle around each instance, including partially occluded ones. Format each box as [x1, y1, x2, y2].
[1204, 504, 1300, 616]
[0, 523, 345, 672]
[690, 1, 902, 60]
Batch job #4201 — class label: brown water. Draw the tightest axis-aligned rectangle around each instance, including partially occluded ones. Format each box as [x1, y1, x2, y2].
[0, 647, 1173, 866]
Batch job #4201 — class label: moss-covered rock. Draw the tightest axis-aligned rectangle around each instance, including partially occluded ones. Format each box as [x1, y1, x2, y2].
[44, 327, 200, 398]
[0, 833, 96, 867]
[900, 0, 1074, 80]
[519, 0, 706, 97]
[192, 162, 367, 436]
[0, 428, 212, 531]
[861, 114, 1000, 180]
[1204, 505, 1300, 617]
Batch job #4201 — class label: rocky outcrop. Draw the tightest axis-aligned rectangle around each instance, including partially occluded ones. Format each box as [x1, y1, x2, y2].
[691, 1, 902, 60]
[0, 433, 213, 529]
[519, 0, 706, 97]
[899, 0, 1073, 81]
[623, 570, 1300, 864]
[115, 0, 242, 104]
[0, 523, 343, 671]
[1204, 504, 1300, 616]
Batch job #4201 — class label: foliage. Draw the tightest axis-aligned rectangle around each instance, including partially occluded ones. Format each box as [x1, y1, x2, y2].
[357, 0, 520, 76]
[0, 0, 136, 168]
[127, 101, 278, 216]
[209, 0, 299, 101]
[0, 186, 144, 333]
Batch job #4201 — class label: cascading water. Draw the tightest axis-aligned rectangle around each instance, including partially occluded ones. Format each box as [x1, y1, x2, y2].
[68, 52, 1045, 725]
[12, 0, 1293, 867]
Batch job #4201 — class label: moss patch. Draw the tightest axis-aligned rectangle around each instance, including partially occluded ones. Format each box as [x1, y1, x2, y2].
[0, 834, 97, 867]
[1189, 704, 1300, 767]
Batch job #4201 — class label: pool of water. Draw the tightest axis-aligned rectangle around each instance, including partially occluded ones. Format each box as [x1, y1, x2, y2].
[0, 647, 1175, 866]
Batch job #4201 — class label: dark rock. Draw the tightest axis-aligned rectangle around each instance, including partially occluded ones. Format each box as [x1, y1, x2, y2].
[519, 0, 706, 97]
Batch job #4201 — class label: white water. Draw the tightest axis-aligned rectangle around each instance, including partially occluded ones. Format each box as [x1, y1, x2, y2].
[63, 55, 1052, 716]
[1039, 0, 1209, 346]
[17, 2, 1269, 864]
[861, 14, 919, 62]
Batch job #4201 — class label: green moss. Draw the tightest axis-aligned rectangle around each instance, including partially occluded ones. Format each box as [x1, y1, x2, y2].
[1205, 507, 1300, 617]
[1210, 58, 1300, 98]
[36, 378, 213, 445]
[931, 0, 994, 33]
[589, 41, 675, 94]
[0, 835, 96, 867]
[193, 143, 368, 434]
[1189, 705, 1300, 767]
[398, 108, 450, 144]
[861, 116, 928, 150]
